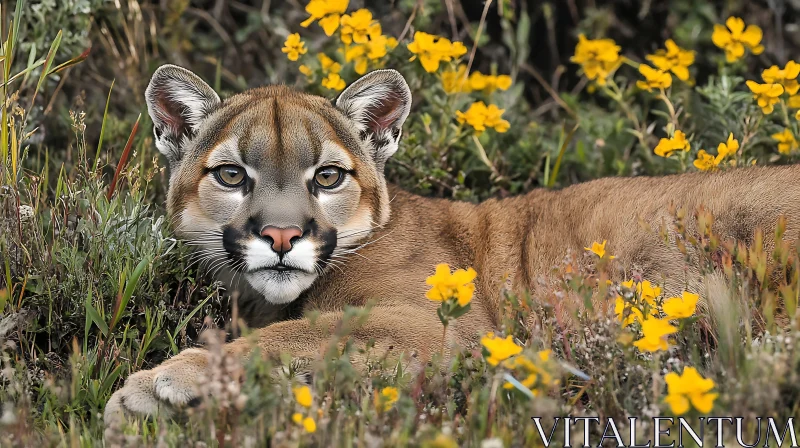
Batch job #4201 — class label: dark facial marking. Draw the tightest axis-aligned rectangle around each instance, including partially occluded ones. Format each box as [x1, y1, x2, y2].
[222, 225, 248, 263]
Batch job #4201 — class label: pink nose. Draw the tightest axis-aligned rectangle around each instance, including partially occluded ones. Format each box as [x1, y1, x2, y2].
[260, 226, 303, 253]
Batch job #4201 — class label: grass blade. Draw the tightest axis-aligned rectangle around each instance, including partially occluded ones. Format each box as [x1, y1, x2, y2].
[10, 0, 24, 68]
[168, 293, 213, 355]
[84, 290, 109, 338]
[110, 256, 150, 331]
[93, 79, 115, 172]
[50, 47, 91, 74]
[106, 113, 140, 201]
[546, 123, 579, 188]
[30, 29, 62, 109]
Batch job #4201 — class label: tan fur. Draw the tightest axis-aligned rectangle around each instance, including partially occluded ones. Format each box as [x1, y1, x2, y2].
[105, 67, 800, 424]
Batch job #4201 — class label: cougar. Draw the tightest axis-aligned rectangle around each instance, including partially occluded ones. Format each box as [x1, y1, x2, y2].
[104, 64, 800, 421]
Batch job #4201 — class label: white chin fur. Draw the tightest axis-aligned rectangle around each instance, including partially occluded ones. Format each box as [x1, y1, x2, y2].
[244, 270, 317, 304]
[243, 238, 320, 304]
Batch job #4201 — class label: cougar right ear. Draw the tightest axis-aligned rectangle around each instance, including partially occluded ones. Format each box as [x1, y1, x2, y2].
[145, 64, 220, 166]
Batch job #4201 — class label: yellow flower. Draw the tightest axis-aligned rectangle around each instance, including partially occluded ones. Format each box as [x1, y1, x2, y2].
[423, 433, 459, 448]
[789, 95, 800, 109]
[441, 67, 512, 94]
[282, 33, 308, 62]
[654, 130, 690, 157]
[664, 367, 718, 415]
[694, 133, 738, 171]
[425, 263, 476, 306]
[456, 101, 510, 135]
[481, 332, 522, 366]
[570, 34, 623, 86]
[746, 80, 784, 114]
[621, 279, 662, 307]
[299, 64, 313, 77]
[662, 292, 699, 319]
[636, 64, 672, 92]
[772, 128, 799, 154]
[711, 16, 764, 63]
[343, 24, 396, 75]
[615, 296, 647, 327]
[441, 65, 471, 94]
[374, 387, 399, 412]
[633, 318, 677, 352]
[318, 71, 346, 90]
[302, 416, 317, 433]
[407, 31, 467, 73]
[468, 72, 513, 93]
[318, 53, 342, 74]
[293, 385, 313, 408]
[584, 240, 615, 259]
[646, 39, 695, 81]
[797, 109, 800, 121]
[300, 0, 349, 36]
[717, 132, 740, 159]
[292, 412, 304, 424]
[503, 350, 556, 395]
[761, 61, 800, 95]
[339, 9, 376, 44]
[638, 280, 662, 305]
[322, 73, 346, 91]
[693, 150, 717, 171]
[344, 45, 369, 74]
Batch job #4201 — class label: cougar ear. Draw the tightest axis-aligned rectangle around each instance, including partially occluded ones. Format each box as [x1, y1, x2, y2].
[145, 64, 220, 166]
[335, 69, 411, 167]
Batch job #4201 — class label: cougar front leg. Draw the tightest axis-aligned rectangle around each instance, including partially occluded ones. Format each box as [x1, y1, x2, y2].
[104, 305, 446, 423]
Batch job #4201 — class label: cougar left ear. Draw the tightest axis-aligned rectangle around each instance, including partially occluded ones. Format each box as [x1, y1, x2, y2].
[335, 69, 411, 166]
[145, 64, 220, 167]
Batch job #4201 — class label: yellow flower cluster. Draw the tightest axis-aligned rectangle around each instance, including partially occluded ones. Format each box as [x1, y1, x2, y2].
[711, 16, 763, 63]
[339, 8, 375, 44]
[615, 279, 661, 326]
[456, 101, 510, 135]
[282, 33, 308, 62]
[480, 332, 522, 366]
[407, 31, 467, 73]
[615, 279, 699, 353]
[637, 64, 672, 92]
[341, 9, 397, 75]
[772, 128, 798, 154]
[425, 263, 476, 306]
[762, 61, 800, 95]
[664, 367, 718, 415]
[746, 81, 784, 114]
[646, 39, 695, 82]
[693, 133, 739, 171]
[570, 34, 623, 86]
[442, 65, 512, 94]
[318, 53, 346, 91]
[637, 39, 695, 92]
[480, 333, 558, 396]
[301, 0, 349, 36]
[654, 130, 690, 158]
[292, 386, 317, 433]
[634, 318, 677, 352]
[292, 3, 398, 88]
[374, 386, 399, 412]
[745, 61, 800, 117]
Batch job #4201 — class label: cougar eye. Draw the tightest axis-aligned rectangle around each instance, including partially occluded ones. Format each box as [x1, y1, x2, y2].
[314, 166, 345, 189]
[213, 165, 247, 188]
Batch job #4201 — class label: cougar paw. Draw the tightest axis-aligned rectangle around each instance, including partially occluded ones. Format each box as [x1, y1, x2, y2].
[104, 349, 207, 424]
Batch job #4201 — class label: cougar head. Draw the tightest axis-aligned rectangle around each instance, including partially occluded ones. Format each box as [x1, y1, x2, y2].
[145, 65, 411, 304]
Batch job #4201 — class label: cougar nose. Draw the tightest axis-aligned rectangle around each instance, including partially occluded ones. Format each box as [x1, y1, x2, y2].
[260, 226, 303, 254]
